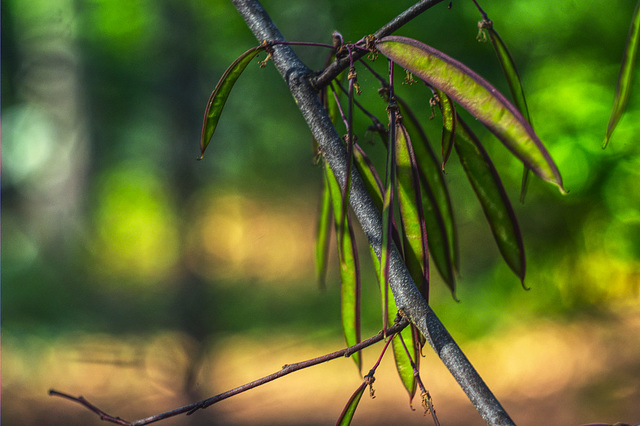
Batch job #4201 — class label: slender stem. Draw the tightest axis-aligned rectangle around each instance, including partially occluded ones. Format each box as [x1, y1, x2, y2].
[231, 1, 515, 424]
[48, 390, 130, 425]
[359, 58, 388, 87]
[471, 0, 490, 20]
[329, 83, 350, 131]
[334, 80, 387, 140]
[271, 40, 335, 49]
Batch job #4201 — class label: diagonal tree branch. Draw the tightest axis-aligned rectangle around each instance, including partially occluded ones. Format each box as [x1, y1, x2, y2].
[231, 1, 515, 424]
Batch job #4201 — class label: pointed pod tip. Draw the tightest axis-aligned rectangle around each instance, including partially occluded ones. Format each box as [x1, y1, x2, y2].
[548, 178, 568, 195]
[407, 393, 417, 408]
[602, 138, 611, 150]
[316, 279, 326, 291]
[520, 278, 530, 291]
[557, 184, 569, 196]
[547, 171, 567, 195]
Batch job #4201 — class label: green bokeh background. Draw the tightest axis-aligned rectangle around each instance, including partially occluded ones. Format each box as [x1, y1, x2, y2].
[2, 0, 639, 424]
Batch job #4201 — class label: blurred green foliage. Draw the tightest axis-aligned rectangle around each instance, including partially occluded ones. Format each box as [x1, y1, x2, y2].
[2, 0, 639, 357]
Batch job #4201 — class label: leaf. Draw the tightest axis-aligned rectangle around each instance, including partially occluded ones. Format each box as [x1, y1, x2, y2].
[395, 122, 430, 300]
[354, 143, 406, 264]
[325, 163, 361, 371]
[603, 0, 640, 148]
[455, 116, 526, 284]
[367, 247, 418, 401]
[376, 36, 564, 192]
[393, 324, 422, 404]
[315, 174, 332, 288]
[314, 84, 341, 289]
[397, 97, 458, 295]
[482, 23, 532, 124]
[379, 106, 397, 334]
[353, 144, 384, 208]
[392, 120, 428, 396]
[390, 314, 419, 401]
[336, 382, 367, 426]
[199, 44, 267, 158]
[431, 88, 457, 171]
[481, 20, 535, 201]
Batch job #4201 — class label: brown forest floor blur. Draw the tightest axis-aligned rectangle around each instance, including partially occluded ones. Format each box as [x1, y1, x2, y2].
[3, 308, 639, 425]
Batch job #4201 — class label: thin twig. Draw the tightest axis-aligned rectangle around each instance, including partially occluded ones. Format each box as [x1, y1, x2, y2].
[336, 329, 398, 422]
[313, 0, 447, 89]
[333, 79, 387, 139]
[49, 319, 409, 426]
[48, 390, 131, 425]
[471, 0, 489, 20]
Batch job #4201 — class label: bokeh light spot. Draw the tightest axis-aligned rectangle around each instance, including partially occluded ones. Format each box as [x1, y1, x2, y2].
[90, 162, 178, 286]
